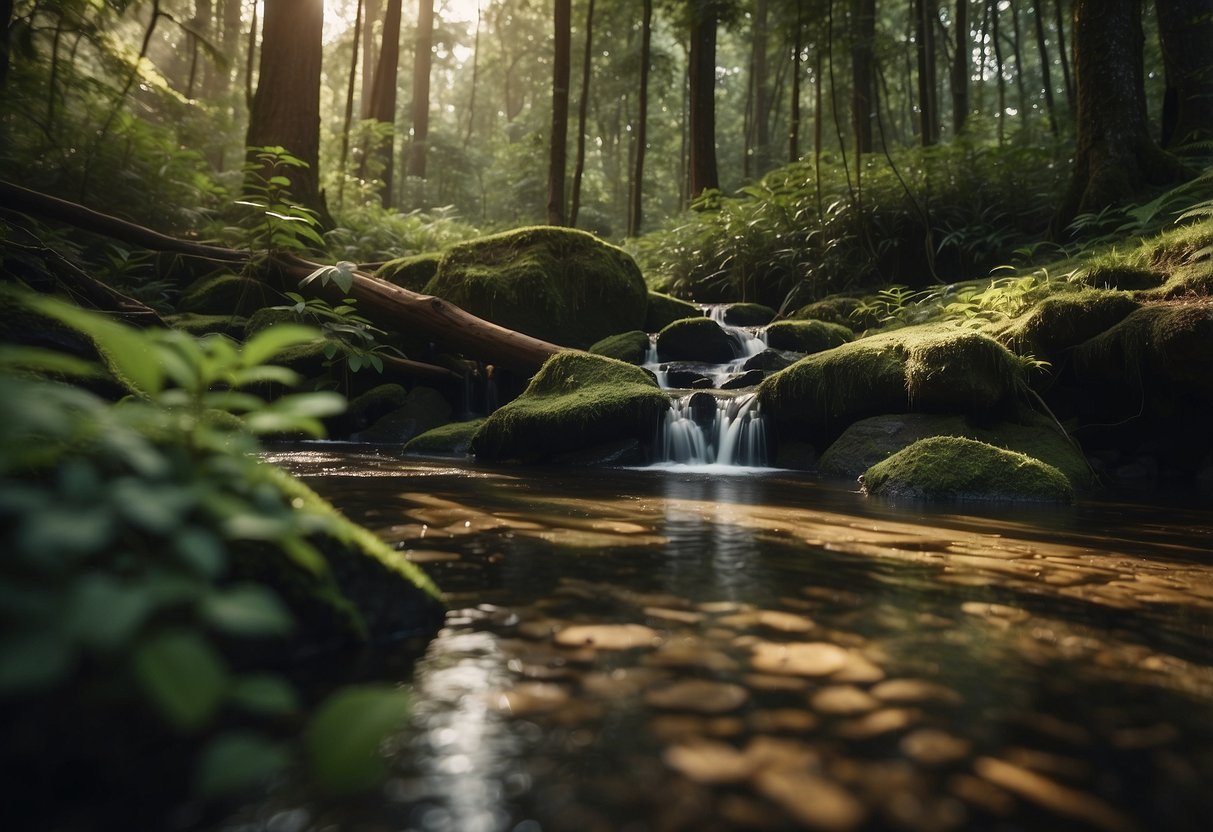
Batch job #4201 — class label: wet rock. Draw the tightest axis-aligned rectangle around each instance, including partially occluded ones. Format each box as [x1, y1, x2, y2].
[810, 685, 881, 715]
[553, 623, 660, 651]
[656, 317, 737, 363]
[900, 730, 973, 766]
[644, 679, 750, 714]
[834, 707, 921, 739]
[744, 348, 798, 373]
[589, 330, 651, 365]
[719, 303, 778, 327]
[764, 319, 855, 354]
[753, 768, 867, 831]
[718, 610, 816, 634]
[871, 678, 964, 706]
[403, 418, 485, 456]
[749, 708, 820, 733]
[495, 682, 570, 715]
[750, 641, 851, 677]
[662, 738, 755, 784]
[974, 757, 1135, 832]
[354, 386, 453, 443]
[643, 639, 740, 672]
[719, 369, 766, 389]
[665, 368, 713, 389]
[645, 292, 703, 332]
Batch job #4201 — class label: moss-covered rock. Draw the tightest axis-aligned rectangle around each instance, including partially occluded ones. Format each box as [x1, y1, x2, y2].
[645, 292, 703, 331]
[656, 317, 736, 363]
[861, 436, 1073, 503]
[819, 412, 1093, 488]
[1074, 263, 1165, 291]
[744, 348, 797, 373]
[759, 325, 1024, 448]
[423, 227, 648, 348]
[471, 352, 670, 463]
[764, 319, 854, 354]
[718, 303, 777, 326]
[377, 252, 442, 292]
[792, 297, 871, 329]
[163, 312, 248, 339]
[1001, 290, 1139, 360]
[244, 306, 311, 337]
[403, 418, 485, 456]
[353, 386, 453, 443]
[333, 383, 410, 437]
[590, 330, 651, 364]
[179, 273, 278, 316]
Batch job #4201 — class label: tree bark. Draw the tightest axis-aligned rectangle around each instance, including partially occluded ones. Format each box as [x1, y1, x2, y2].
[407, 0, 434, 179]
[1054, 0, 1184, 233]
[0, 180, 566, 374]
[0, 0, 13, 88]
[628, 0, 652, 236]
[952, 0, 970, 134]
[570, 0, 596, 227]
[788, 3, 804, 161]
[464, 1, 482, 148]
[989, 0, 1007, 143]
[688, 7, 720, 197]
[852, 0, 877, 154]
[1007, 0, 1030, 132]
[338, 0, 365, 208]
[361, 0, 382, 118]
[366, 0, 403, 208]
[752, 0, 771, 173]
[246, 0, 327, 219]
[1156, 0, 1213, 148]
[915, 0, 940, 146]
[1031, 0, 1059, 137]
[1054, 0, 1074, 114]
[547, 0, 571, 225]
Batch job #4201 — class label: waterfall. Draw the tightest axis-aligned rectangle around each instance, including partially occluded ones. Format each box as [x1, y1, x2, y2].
[655, 392, 769, 467]
[643, 334, 668, 388]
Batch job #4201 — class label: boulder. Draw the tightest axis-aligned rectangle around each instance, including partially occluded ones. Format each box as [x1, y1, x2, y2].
[403, 418, 485, 456]
[1001, 290, 1139, 361]
[471, 352, 670, 463]
[657, 317, 736, 363]
[333, 383, 410, 437]
[720, 370, 766, 390]
[423, 227, 648, 348]
[665, 368, 714, 389]
[377, 252, 442, 292]
[354, 386, 453, 443]
[744, 348, 797, 373]
[645, 292, 703, 331]
[590, 330, 651, 365]
[764, 319, 854, 354]
[718, 303, 777, 327]
[861, 436, 1073, 503]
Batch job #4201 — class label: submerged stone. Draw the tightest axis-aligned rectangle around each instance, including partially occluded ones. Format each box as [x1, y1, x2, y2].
[861, 436, 1073, 503]
[744, 348, 797, 373]
[589, 329, 651, 365]
[645, 292, 703, 331]
[656, 317, 736, 363]
[644, 680, 750, 714]
[424, 226, 648, 348]
[720, 369, 766, 390]
[553, 623, 660, 650]
[471, 352, 669, 463]
[764, 319, 854, 354]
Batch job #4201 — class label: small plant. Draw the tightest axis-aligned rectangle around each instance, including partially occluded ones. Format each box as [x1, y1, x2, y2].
[236, 146, 326, 257]
[274, 290, 408, 377]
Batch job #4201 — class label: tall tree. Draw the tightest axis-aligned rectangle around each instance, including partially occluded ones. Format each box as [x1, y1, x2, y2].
[407, 0, 434, 178]
[1053, 0, 1074, 113]
[245, 0, 327, 218]
[788, 1, 805, 161]
[988, 0, 1007, 143]
[547, 0, 571, 225]
[464, 0, 482, 148]
[688, 2, 720, 197]
[1054, 0, 1183, 232]
[1156, 0, 1213, 148]
[569, 0, 595, 227]
[361, 0, 382, 118]
[750, 0, 771, 173]
[338, 0, 365, 208]
[952, 0, 970, 133]
[1031, 0, 1059, 137]
[629, 0, 653, 236]
[915, 0, 940, 145]
[1007, 0, 1030, 131]
[367, 0, 403, 207]
[851, 0, 876, 154]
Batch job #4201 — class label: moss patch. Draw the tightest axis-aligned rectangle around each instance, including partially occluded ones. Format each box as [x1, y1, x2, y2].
[792, 296, 877, 329]
[354, 386, 453, 443]
[332, 383, 410, 437]
[645, 292, 703, 331]
[471, 352, 670, 463]
[719, 303, 777, 326]
[764, 319, 854, 354]
[377, 252, 442, 292]
[862, 436, 1073, 503]
[424, 227, 648, 348]
[590, 330, 651, 365]
[179, 273, 278, 316]
[656, 316, 736, 363]
[163, 312, 248, 339]
[403, 418, 485, 456]
[1001, 290, 1139, 360]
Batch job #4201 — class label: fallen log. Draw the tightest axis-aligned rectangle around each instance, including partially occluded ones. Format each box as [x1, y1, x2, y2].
[0, 180, 570, 374]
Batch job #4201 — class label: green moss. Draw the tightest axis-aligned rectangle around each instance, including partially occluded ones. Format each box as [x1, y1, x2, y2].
[424, 226, 648, 348]
[334, 383, 409, 436]
[656, 316, 735, 363]
[764, 319, 854, 354]
[471, 352, 670, 463]
[179, 273, 278, 316]
[720, 303, 777, 326]
[404, 418, 486, 456]
[163, 312, 248, 338]
[354, 386, 453, 443]
[377, 252, 443, 292]
[244, 306, 310, 337]
[1073, 263, 1164, 291]
[645, 291, 703, 331]
[862, 436, 1073, 503]
[759, 325, 1024, 446]
[590, 330, 651, 364]
[792, 297, 873, 329]
[1001, 290, 1139, 360]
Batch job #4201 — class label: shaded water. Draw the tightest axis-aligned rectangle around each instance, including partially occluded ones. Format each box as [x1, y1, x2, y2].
[245, 450, 1213, 832]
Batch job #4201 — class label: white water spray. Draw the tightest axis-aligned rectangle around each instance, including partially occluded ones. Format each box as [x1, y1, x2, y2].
[655, 392, 769, 467]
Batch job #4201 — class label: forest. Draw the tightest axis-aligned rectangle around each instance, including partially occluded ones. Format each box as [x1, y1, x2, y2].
[2, 1, 1213, 831]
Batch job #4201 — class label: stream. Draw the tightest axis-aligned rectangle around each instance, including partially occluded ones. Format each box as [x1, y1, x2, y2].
[233, 449, 1213, 832]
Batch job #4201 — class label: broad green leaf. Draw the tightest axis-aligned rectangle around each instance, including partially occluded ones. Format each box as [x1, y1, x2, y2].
[241, 324, 321, 368]
[132, 630, 228, 732]
[0, 632, 73, 695]
[194, 733, 290, 797]
[306, 685, 411, 795]
[112, 478, 194, 534]
[173, 528, 226, 578]
[19, 504, 116, 560]
[201, 584, 294, 638]
[202, 391, 267, 414]
[242, 411, 325, 437]
[230, 365, 301, 388]
[67, 574, 155, 651]
[0, 346, 103, 379]
[269, 392, 347, 419]
[230, 674, 300, 716]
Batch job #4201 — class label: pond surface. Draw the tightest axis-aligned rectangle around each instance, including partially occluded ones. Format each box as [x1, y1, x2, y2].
[242, 448, 1213, 832]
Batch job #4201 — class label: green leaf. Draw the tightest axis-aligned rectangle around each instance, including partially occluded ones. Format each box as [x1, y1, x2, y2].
[67, 574, 156, 651]
[241, 324, 321, 367]
[230, 674, 300, 716]
[0, 632, 73, 695]
[195, 733, 290, 797]
[173, 528, 227, 578]
[201, 584, 294, 638]
[133, 630, 229, 732]
[230, 365, 301, 388]
[306, 685, 411, 795]
[0, 346, 103, 379]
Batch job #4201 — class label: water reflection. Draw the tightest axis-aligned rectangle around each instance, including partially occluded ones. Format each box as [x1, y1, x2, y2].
[242, 451, 1213, 832]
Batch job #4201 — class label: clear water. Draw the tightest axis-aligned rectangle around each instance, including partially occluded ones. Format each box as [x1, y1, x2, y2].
[238, 450, 1213, 832]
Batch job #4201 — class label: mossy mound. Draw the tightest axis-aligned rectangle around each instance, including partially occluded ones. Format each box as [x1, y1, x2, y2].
[163, 312, 248, 338]
[471, 352, 670, 463]
[792, 296, 875, 329]
[759, 325, 1024, 447]
[179, 273, 278, 316]
[354, 386, 453, 443]
[719, 303, 777, 326]
[1074, 263, 1165, 291]
[820, 412, 1093, 489]
[244, 306, 311, 336]
[332, 383, 410, 437]
[424, 227, 648, 348]
[764, 319, 854, 354]
[656, 317, 736, 363]
[377, 252, 442, 292]
[403, 418, 485, 456]
[1002, 291, 1139, 360]
[861, 436, 1073, 503]
[590, 330, 651, 365]
[645, 292, 703, 331]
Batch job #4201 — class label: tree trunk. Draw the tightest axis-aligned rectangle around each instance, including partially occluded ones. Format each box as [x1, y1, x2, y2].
[1054, 0, 1074, 114]
[989, 0, 1007, 143]
[1007, 0, 1030, 132]
[915, 0, 940, 145]
[629, 0, 652, 236]
[688, 8, 720, 197]
[852, 0, 876, 154]
[1031, 0, 1059, 137]
[570, 0, 596, 227]
[464, 1, 482, 148]
[547, 0, 571, 225]
[244, 0, 258, 111]
[952, 0, 970, 133]
[752, 0, 771, 173]
[338, 0, 365, 208]
[361, 0, 382, 118]
[367, 0, 402, 207]
[1054, 0, 1184, 233]
[407, 0, 434, 179]
[789, 3, 804, 161]
[1156, 0, 1213, 148]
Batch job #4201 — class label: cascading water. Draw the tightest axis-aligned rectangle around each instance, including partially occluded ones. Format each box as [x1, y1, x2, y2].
[704, 305, 769, 386]
[642, 334, 668, 388]
[655, 391, 769, 467]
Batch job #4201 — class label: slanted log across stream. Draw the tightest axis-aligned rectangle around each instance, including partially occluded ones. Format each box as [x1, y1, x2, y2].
[0, 180, 569, 375]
